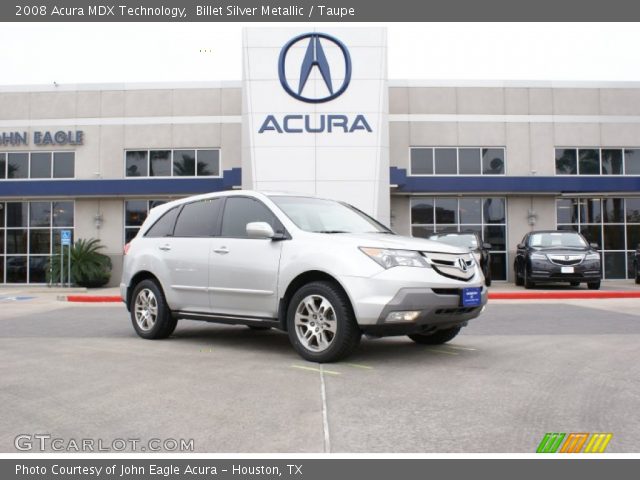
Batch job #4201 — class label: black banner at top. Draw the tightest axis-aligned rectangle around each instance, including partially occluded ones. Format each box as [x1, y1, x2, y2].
[4, 0, 640, 21]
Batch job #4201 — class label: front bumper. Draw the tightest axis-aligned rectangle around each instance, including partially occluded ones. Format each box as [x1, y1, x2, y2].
[340, 266, 487, 337]
[529, 259, 601, 283]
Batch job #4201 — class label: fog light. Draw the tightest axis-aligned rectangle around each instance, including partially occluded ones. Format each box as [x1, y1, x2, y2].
[385, 311, 421, 322]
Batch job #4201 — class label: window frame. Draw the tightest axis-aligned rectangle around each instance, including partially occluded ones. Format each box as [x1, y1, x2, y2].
[409, 146, 506, 176]
[124, 148, 222, 179]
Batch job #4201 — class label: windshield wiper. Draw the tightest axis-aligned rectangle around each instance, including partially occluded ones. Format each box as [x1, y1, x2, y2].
[313, 230, 350, 234]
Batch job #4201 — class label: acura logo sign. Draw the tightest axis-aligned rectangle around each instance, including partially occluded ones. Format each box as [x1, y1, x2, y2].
[278, 32, 352, 103]
[456, 258, 468, 272]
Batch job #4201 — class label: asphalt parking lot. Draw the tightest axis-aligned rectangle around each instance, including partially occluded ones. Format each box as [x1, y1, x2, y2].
[0, 293, 639, 453]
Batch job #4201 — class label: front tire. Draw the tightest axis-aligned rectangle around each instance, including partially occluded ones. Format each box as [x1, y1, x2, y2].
[587, 281, 601, 290]
[484, 267, 492, 287]
[635, 263, 640, 284]
[515, 264, 524, 286]
[524, 266, 536, 289]
[408, 326, 461, 345]
[287, 281, 361, 363]
[130, 279, 177, 339]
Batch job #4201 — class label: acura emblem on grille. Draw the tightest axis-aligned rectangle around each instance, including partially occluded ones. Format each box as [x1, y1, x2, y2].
[456, 258, 468, 272]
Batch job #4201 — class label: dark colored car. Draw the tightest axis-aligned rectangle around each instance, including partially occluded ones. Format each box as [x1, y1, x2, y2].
[514, 230, 602, 290]
[429, 232, 492, 286]
[633, 245, 640, 285]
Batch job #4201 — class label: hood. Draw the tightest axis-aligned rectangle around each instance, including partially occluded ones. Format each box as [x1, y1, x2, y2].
[532, 246, 593, 255]
[309, 232, 469, 254]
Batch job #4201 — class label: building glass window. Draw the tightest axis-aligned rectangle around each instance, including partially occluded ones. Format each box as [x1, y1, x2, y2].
[125, 149, 221, 178]
[410, 147, 505, 176]
[556, 197, 640, 279]
[556, 148, 640, 175]
[0, 200, 74, 284]
[410, 196, 508, 280]
[124, 199, 171, 243]
[0, 151, 74, 179]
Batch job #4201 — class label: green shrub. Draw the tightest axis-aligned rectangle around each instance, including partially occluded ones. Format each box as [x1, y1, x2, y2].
[48, 238, 112, 288]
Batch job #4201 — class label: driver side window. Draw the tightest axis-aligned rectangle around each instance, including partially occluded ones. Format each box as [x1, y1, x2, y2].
[220, 197, 282, 238]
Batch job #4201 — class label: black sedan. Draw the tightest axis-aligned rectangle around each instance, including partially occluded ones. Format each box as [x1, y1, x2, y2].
[514, 230, 602, 290]
[633, 245, 640, 285]
[429, 232, 493, 286]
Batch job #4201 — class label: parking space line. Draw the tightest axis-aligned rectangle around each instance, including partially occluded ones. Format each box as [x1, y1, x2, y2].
[444, 345, 477, 351]
[290, 364, 341, 375]
[344, 363, 374, 370]
[319, 365, 331, 453]
[424, 348, 459, 355]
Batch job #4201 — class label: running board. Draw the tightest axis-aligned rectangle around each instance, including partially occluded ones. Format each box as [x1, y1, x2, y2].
[174, 310, 281, 329]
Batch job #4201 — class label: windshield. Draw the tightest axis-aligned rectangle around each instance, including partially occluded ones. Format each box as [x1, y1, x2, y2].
[270, 196, 392, 234]
[529, 232, 587, 248]
[429, 233, 478, 249]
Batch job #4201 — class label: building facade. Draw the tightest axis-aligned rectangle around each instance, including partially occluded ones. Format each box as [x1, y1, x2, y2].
[1, 27, 639, 285]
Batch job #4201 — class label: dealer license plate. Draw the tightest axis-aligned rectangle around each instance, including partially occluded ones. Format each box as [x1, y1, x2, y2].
[561, 266, 575, 274]
[461, 287, 482, 307]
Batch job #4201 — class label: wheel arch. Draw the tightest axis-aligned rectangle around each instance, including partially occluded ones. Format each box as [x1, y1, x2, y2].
[278, 270, 355, 331]
[126, 271, 162, 311]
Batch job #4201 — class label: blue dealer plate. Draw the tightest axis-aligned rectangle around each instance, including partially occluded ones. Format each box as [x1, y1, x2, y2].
[461, 287, 482, 307]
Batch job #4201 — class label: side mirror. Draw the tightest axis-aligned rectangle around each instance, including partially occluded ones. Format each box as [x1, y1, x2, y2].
[483, 242, 492, 250]
[517, 243, 525, 249]
[590, 243, 599, 249]
[246, 222, 275, 239]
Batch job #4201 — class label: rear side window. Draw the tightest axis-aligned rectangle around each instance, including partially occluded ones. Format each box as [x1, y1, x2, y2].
[221, 197, 281, 238]
[173, 199, 222, 237]
[145, 207, 180, 238]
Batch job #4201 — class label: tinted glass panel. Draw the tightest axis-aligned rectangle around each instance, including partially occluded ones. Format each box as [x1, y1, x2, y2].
[433, 224, 459, 234]
[173, 150, 196, 176]
[580, 198, 601, 223]
[174, 199, 221, 237]
[410, 148, 433, 175]
[557, 199, 579, 224]
[557, 224, 579, 233]
[489, 253, 507, 281]
[145, 207, 180, 238]
[7, 203, 27, 227]
[482, 148, 505, 174]
[30, 152, 51, 178]
[8, 153, 28, 178]
[603, 198, 624, 223]
[459, 198, 482, 224]
[125, 228, 139, 244]
[626, 198, 640, 223]
[0, 153, 5, 179]
[0, 229, 4, 254]
[125, 151, 148, 177]
[624, 149, 640, 175]
[483, 198, 506, 224]
[150, 150, 171, 177]
[601, 149, 623, 175]
[30, 202, 51, 227]
[29, 256, 47, 283]
[483, 225, 506, 251]
[626, 225, 640, 251]
[579, 225, 602, 247]
[7, 230, 27, 254]
[6, 256, 27, 283]
[603, 225, 625, 250]
[29, 229, 50, 254]
[458, 148, 481, 174]
[434, 198, 457, 224]
[197, 150, 220, 176]
[411, 226, 434, 238]
[125, 200, 148, 227]
[578, 149, 600, 174]
[604, 252, 626, 279]
[556, 149, 577, 175]
[52, 201, 74, 227]
[411, 198, 434, 224]
[221, 198, 277, 238]
[53, 152, 74, 178]
[434, 148, 457, 174]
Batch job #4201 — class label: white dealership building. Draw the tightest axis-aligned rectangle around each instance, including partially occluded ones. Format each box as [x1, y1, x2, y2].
[1, 27, 639, 285]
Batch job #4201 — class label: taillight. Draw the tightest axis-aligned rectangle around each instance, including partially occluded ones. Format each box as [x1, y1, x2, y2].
[123, 242, 131, 255]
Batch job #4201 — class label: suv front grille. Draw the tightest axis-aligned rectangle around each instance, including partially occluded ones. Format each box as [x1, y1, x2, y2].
[547, 254, 584, 266]
[423, 251, 475, 281]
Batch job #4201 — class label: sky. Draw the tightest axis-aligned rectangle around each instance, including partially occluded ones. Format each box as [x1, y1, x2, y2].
[2, 22, 640, 85]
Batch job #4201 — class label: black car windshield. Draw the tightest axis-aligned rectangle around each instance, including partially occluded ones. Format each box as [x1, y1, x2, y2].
[529, 232, 587, 248]
[270, 196, 392, 234]
[429, 233, 478, 249]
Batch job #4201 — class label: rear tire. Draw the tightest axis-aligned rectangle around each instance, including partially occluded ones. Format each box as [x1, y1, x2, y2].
[587, 281, 601, 290]
[287, 281, 361, 363]
[130, 279, 177, 339]
[408, 326, 461, 345]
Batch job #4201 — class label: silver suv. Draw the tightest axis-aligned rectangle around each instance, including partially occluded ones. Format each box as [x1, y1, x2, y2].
[121, 191, 487, 362]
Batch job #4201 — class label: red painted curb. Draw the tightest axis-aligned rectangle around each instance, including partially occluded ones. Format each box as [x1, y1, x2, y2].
[489, 291, 640, 300]
[66, 295, 122, 303]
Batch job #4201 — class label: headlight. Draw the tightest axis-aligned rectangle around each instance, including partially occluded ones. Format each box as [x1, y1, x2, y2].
[585, 252, 601, 260]
[530, 253, 547, 260]
[360, 247, 431, 269]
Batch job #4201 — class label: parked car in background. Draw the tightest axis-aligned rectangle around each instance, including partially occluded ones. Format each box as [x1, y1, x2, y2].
[514, 230, 602, 290]
[428, 232, 492, 286]
[633, 245, 640, 284]
[121, 191, 488, 362]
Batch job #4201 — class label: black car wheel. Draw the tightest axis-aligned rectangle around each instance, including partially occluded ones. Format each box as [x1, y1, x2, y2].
[587, 281, 601, 290]
[408, 326, 461, 345]
[524, 266, 535, 289]
[635, 263, 640, 285]
[483, 266, 492, 287]
[515, 264, 524, 286]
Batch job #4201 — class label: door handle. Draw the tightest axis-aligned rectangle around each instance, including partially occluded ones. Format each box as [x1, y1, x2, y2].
[158, 244, 171, 251]
[213, 247, 229, 255]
